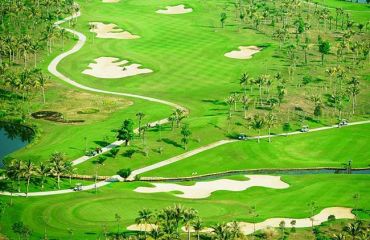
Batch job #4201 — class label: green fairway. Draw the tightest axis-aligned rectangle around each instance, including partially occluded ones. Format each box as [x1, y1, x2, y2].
[2, 174, 369, 239]
[144, 124, 370, 178]
[0, 0, 369, 239]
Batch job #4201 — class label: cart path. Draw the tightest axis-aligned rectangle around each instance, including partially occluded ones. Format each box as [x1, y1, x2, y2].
[49, 11, 188, 166]
[127, 120, 370, 180]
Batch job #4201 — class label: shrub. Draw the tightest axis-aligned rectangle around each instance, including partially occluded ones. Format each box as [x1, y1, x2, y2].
[117, 168, 132, 179]
[109, 148, 119, 158]
[97, 156, 107, 165]
[328, 215, 336, 221]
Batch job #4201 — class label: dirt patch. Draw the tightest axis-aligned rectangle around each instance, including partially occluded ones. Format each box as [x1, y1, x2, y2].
[31, 111, 84, 124]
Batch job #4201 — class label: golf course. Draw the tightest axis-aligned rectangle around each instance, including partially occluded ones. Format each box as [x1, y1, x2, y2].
[0, 0, 369, 239]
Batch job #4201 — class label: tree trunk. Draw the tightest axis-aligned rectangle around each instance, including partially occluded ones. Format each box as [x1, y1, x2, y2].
[26, 177, 30, 197]
[57, 174, 60, 189]
[258, 129, 260, 143]
[17, 176, 21, 192]
[42, 87, 46, 104]
[34, 53, 37, 68]
[268, 127, 271, 142]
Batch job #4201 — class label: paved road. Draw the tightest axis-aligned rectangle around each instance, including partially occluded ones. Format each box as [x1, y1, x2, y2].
[127, 120, 370, 180]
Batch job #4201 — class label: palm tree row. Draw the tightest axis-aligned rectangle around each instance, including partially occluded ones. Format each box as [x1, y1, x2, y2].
[0, 0, 75, 67]
[3, 152, 74, 197]
[132, 204, 243, 240]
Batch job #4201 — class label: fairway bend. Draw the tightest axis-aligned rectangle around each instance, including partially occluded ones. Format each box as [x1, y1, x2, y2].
[48, 10, 188, 166]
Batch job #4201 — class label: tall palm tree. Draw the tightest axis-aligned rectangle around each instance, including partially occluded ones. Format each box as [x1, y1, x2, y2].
[239, 73, 251, 95]
[6, 159, 25, 193]
[23, 160, 36, 197]
[64, 161, 75, 185]
[265, 112, 277, 142]
[192, 218, 203, 240]
[49, 152, 66, 189]
[183, 208, 198, 240]
[249, 114, 266, 143]
[135, 209, 153, 238]
[136, 112, 145, 136]
[346, 77, 360, 114]
[343, 221, 363, 240]
[240, 95, 251, 119]
[37, 162, 50, 191]
[212, 223, 231, 240]
[33, 69, 49, 104]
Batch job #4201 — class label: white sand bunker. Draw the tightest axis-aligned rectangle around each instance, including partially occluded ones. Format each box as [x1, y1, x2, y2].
[225, 46, 262, 59]
[127, 224, 157, 232]
[156, 5, 193, 15]
[89, 22, 139, 39]
[233, 207, 354, 235]
[102, 0, 120, 3]
[82, 57, 152, 79]
[134, 175, 289, 199]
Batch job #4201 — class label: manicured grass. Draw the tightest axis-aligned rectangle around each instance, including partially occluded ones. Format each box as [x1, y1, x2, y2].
[1, 174, 369, 239]
[144, 124, 370, 178]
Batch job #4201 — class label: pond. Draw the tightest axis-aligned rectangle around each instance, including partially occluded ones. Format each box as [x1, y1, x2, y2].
[0, 122, 34, 167]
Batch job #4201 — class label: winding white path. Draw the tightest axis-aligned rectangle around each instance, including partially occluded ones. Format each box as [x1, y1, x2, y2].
[50, 11, 187, 166]
[1, 8, 369, 197]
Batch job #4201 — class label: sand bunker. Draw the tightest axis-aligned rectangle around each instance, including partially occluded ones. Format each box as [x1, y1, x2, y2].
[134, 175, 289, 199]
[102, 0, 120, 3]
[234, 207, 354, 235]
[89, 22, 139, 39]
[82, 57, 152, 79]
[224, 46, 262, 59]
[156, 5, 193, 15]
[127, 224, 157, 231]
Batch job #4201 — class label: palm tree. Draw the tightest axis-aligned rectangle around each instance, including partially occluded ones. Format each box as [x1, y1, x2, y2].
[225, 96, 234, 117]
[249, 114, 265, 143]
[6, 159, 25, 193]
[49, 152, 66, 189]
[343, 221, 363, 240]
[239, 73, 250, 96]
[255, 75, 267, 105]
[346, 77, 360, 114]
[175, 109, 186, 128]
[23, 160, 36, 197]
[240, 95, 250, 119]
[265, 112, 277, 142]
[220, 12, 227, 28]
[37, 162, 50, 191]
[136, 112, 145, 136]
[135, 209, 153, 238]
[168, 113, 176, 131]
[183, 208, 198, 240]
[192, 218, 203, 240]
[212, 223, 230, 240]
[64, 161, 75, 185]
[34, 69, 49, 104]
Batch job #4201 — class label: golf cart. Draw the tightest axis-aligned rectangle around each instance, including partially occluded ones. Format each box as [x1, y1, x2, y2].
[73, 183, 83, 191]
[238, 133, 247, 140]
[300, 125, 309, 132]
[338, 119, 348, 127]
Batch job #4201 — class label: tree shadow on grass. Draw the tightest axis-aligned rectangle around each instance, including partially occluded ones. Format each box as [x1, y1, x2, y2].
[161, 138, 182, 148]
[94, 140, 110, 147]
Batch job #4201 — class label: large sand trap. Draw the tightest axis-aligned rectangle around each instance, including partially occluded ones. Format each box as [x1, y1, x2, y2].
[156, 5, 193, 15]
[134, 175, 289, 199]
[234, 207, 354, 235]
[82, 57, 152, 79]
[102, 0, 120, 3]
[224, 46, 262, 59]
[127, 224, 157, 231]
[89, 22, 139, 39]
